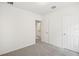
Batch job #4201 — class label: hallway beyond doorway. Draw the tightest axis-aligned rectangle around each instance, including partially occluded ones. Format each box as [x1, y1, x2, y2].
[35, 20, 41, 43]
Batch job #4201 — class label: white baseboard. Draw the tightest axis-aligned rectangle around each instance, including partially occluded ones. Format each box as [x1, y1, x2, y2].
[0, 41, 35, 55]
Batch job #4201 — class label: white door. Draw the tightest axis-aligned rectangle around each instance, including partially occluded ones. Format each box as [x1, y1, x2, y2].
[42, 19, 49, 43]
[63, 15, 79, 52]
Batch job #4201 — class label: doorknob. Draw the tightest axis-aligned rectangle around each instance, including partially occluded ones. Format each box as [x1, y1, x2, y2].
[64, 33, 66, 35]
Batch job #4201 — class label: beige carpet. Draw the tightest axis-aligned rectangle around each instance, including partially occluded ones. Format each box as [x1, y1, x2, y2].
[1, 41, 79, 56]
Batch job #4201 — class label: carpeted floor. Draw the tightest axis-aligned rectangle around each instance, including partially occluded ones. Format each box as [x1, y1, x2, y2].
[1, 41, 79, 56]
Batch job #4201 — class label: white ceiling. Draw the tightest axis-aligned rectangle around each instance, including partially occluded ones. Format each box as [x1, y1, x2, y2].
[1, 2, 79, 15]
[13, 2, 57, 15]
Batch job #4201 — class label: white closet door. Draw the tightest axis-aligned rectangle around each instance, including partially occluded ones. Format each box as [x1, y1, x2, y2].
[63, 15, 79, 52]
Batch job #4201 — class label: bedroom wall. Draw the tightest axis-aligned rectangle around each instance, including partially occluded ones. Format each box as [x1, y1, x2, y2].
[0, 4, 42, 55]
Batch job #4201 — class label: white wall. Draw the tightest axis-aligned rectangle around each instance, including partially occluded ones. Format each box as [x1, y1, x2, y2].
[0, 4, 42, 55]
[42, 5, 79, 52]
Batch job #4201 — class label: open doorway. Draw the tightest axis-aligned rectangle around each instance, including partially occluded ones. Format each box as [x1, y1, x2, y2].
[35, 20, 41, 43]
